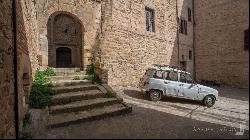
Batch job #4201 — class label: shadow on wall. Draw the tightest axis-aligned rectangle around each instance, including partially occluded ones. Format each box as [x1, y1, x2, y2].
[16, 0, 33, 131]
[47, 11, 83, 69]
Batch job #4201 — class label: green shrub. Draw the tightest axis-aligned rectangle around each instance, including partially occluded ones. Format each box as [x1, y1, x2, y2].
[43, 67, 56, 76]
[86, 64, 94, 75]
[75, 69, 80, 72]
[19, 132, 32, 139]
[23, 113, 31, 128]
[103, 90, 115, 98]
[29, 68, 54, 109]
[85, 64, 102, 84]
[85, 74, 94, 81]
[73, 76, 80, 80]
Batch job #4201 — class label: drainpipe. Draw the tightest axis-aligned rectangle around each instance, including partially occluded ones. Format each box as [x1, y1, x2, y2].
[12, 0, 19, 138]
[176, 0, 180, 66]
[192, 0, 196, 80]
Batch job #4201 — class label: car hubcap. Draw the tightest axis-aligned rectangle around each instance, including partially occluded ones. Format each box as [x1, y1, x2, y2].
[206, 97, 213, 105]
[150, 91, 160, 100]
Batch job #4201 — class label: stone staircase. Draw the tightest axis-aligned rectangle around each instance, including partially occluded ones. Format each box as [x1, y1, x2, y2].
[47, 68, 132, 128]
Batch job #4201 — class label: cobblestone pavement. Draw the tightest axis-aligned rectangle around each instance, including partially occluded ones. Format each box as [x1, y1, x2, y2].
[113, 86, 249, 131]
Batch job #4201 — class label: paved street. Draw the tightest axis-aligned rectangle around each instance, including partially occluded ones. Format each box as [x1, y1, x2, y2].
[33, 86, 249, 139]
[114, 86, 249, 131]
[38, 104, 248, 139]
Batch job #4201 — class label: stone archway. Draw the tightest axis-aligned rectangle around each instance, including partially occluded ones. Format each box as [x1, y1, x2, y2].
[47, 12, 83, 68]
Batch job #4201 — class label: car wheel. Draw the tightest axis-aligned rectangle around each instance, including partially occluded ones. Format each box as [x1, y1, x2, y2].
[203, 95, 215, 107]
[149, 90, 162, 101]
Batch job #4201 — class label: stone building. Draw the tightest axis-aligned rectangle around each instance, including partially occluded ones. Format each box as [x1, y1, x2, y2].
[0, 0, 248, 138]
[194, 0, 249, 88]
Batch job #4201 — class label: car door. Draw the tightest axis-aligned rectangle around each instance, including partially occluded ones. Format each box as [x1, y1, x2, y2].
[178, 73, 199, 100]
[149, 70, 165, 92]
[162, 71, 179, 97]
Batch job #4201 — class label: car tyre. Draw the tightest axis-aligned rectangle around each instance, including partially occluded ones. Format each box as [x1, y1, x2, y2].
[149, 90, 162, 101]
[203, 95, 215, 107]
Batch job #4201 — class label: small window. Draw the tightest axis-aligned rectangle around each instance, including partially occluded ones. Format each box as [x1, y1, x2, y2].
[189, 50, 192, 60]
[145, 7, 155, 32]
[244, 29, 249, 50]
[188, 8, 192, 22]
[153, 70, 163, 79]
[164, 71, 178, 81]
[185, 20, 187, 35]
[179, 19, 187, 35]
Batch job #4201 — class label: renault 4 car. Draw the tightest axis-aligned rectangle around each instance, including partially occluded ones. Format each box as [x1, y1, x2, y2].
[139, 65, 219, 107]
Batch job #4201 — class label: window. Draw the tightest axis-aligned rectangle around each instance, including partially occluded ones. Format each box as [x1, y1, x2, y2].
[244, 28, 249, 50]
[180, 73, 193, 84]
[188, 8, 192, 22]
[189, 50, 192, 60]
[153, 70, 163, 79]
[163, 71, 178, 81]
[145, 7, 155, 32]
[179, 18, 187, 35]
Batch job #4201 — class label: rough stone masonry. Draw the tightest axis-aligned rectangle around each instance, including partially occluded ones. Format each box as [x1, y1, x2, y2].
[0, 0, 249, 138]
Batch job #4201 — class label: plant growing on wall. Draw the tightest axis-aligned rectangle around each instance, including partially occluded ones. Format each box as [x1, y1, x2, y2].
[85, 64, 102, 84]
[29, 67, 55, 109]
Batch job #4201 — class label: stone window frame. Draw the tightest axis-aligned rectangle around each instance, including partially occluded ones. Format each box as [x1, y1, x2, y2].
[145, 7, 155, 32]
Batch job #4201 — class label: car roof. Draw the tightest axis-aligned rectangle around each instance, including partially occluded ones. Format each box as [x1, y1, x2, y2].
[146, 67, 191, 74]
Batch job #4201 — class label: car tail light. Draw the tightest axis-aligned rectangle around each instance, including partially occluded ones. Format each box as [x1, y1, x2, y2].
[144, 81, 149, 86]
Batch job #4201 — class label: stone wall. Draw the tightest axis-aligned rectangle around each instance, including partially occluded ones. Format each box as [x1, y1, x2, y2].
[0, 0, 15, 138]
[194, 0, 249, 88]
[0, 0, 40, 138]
[98, 0, 179, 87]
[16, 0, 41, 132]
[36, 0, 102, 70]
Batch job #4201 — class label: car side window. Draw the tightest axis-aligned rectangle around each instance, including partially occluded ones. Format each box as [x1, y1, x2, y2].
[153, 70, 163, 79]
[180, 73, 186, 83]
[164, 71, 178, 81]
[180, 73, 193, 83]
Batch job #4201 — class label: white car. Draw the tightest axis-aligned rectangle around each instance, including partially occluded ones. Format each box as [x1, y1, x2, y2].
[139, 65, 219, 107]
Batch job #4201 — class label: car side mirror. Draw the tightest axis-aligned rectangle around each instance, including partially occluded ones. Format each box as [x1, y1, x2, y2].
[192, 80, 197, 85]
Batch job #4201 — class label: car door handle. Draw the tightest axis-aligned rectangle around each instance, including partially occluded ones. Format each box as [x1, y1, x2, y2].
[164, 81, 170, 84]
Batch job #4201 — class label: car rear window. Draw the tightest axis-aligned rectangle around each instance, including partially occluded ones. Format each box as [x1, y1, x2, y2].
[153, 70, 164, 79]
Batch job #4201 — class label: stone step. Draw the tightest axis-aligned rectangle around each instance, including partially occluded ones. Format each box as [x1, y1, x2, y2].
[52, 84, 98, 94]
[51, 80, 92, 87]
[53, 68, 81, 73]
[50, 98, 123, 115]
[51, 89, 103, 105]
[55, 71, 86, 76]
[50, 75, 88, 81]
[47, 103, 132, 128]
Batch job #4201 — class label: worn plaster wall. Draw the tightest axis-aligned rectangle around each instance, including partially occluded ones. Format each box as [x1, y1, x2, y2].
[194, 0, 249, 88]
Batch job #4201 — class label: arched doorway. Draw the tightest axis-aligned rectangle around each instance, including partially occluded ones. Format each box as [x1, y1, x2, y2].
[56, 47, 72, 68]
[47, 12, 83, 68]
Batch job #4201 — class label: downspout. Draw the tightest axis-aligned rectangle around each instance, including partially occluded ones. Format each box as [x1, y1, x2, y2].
[12, 0, 19, 138]
[175, 0, 180, 66]
[192, 0, 196, 80]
